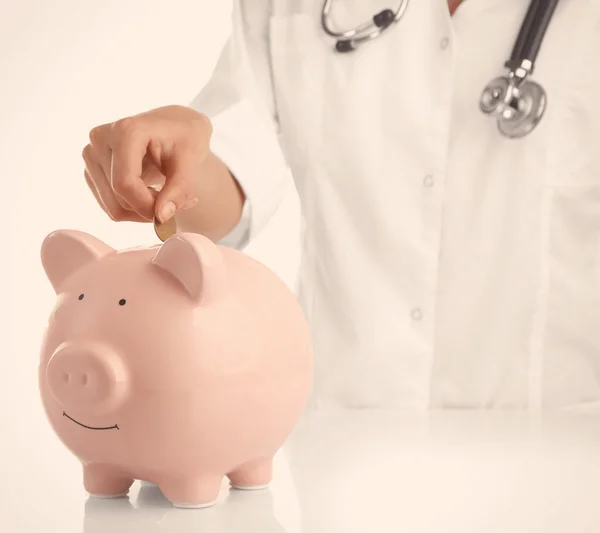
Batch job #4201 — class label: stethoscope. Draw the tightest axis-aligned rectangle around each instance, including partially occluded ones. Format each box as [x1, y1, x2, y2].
[321, 0, 560, 139]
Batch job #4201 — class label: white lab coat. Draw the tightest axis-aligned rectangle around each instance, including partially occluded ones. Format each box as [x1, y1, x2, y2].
[190, 0, 600, 411]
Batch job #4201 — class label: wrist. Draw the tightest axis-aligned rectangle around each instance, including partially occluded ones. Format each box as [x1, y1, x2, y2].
[174, 151, 245, 242]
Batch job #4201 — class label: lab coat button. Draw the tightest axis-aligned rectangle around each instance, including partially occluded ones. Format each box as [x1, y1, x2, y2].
[440, 37, 449, 49]
[411, 308, 423, 321]
[423, 175, 435, 187]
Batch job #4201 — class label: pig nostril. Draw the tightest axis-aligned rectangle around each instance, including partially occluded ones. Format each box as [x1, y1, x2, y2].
[82, 373, 89, 386]
[63, 373, 70, 384]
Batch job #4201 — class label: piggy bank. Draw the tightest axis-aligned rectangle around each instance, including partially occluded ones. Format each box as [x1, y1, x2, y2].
[39, 229, 313, 508]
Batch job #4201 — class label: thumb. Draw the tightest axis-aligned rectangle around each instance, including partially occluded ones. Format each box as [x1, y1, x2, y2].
[154, 150, 199, 223]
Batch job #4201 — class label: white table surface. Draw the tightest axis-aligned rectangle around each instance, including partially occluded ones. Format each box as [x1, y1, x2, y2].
[2, 406, 600, 533]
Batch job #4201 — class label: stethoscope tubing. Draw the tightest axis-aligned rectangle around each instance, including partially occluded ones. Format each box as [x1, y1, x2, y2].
[321, 0, 374, 39]
[525, 0, 560, 67]
[322, 0, 560, 138]
[509, 0, 542, 67]
[509, 0, 560, 70]
[321, 0, 409, 41]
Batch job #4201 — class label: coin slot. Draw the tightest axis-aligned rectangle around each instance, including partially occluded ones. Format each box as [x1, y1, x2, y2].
[119, 299, 127, 306]
[78, 294, 84, 300]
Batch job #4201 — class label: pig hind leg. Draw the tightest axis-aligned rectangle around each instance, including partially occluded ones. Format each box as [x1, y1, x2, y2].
[227, 457, 273, 490]
[84, 464, 134, 498]
[160, 476, 223, 509]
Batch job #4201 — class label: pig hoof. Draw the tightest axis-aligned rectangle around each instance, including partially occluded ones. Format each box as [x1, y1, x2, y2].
[172, 501, 216, 509]
[88, 492, 128, 499]
[227, 458, 273, 489]
[160, 477, 222, 510]
[83, 465, 134, 497]
[230, 483, 270, 491]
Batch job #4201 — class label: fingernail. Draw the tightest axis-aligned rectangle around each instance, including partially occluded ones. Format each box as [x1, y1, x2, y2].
[159, 201, 176, 223]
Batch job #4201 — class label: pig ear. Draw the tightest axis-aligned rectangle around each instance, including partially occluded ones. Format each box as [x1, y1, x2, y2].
[41, 230, 114, 293]
[151, 233, 227, 305]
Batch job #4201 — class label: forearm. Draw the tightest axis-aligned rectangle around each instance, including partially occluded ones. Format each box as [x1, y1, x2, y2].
[173, 151, 245, 242]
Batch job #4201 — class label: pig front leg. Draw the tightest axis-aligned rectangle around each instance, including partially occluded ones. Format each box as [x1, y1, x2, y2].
[159, 476, 223, 509]
[227, 457, 273, 490]
[83, 464, 134, 498]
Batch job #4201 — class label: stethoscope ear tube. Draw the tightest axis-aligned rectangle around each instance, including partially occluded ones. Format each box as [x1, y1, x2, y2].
[336, 40, 355, 53]
[334, 9, 395, 52]
[373, 9, 395, 28]
[324, 0, 409, 52]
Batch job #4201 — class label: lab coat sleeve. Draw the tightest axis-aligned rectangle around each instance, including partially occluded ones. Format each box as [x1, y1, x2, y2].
[189, 0, 291, 249]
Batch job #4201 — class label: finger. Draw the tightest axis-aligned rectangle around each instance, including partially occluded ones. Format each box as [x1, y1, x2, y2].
[140, 158, 166, 190]
[82, 144, 138, 219]
[84, 169, 106, 212]
[85, 150, 148, 223]
[89, 124, 114, 184]
[90, 126, 139, 213]
[83, 142, 133, 212]
[82, 143, 110, 203]
[108, 118, 156, 220]
[155, 147, 199, 223]
[85, 169, 146, 222]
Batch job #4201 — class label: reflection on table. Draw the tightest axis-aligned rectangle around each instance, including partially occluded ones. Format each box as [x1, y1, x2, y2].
[78, 408, 600, 533]
[83, 482, 288, 533]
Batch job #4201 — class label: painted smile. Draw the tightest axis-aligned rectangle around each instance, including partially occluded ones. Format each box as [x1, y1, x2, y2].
[63, 411, 119, 431]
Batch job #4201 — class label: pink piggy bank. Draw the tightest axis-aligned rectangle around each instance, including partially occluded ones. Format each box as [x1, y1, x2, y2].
[39, 229, 313, 508]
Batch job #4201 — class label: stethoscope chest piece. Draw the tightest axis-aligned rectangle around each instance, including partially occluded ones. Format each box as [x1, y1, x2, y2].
[480, 76, 547, 139]
[478, 0, 559, 138]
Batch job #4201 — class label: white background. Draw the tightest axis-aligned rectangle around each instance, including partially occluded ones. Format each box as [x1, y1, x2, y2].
[4, 3, 600, 533]
[1, 0, 300, 529]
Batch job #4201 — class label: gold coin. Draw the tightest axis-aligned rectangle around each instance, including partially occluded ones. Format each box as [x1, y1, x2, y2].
[153, 215, 177, 242]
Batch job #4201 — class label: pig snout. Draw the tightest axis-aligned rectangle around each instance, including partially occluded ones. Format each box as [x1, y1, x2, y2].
[46, 342, 129, 415]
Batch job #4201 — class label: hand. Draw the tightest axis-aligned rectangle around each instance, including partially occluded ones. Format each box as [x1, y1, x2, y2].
[82, 105, 212, 223]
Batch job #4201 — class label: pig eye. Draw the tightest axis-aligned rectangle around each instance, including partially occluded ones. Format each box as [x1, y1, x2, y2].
[119, 299, 127, 306]
[78, 294, 84, 300]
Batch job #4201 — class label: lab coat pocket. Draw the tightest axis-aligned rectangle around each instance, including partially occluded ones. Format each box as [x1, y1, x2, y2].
[544, 10, 600, 400]
[546, 5, 600, 188]
[542, 9, 600, 406]
[543, 184, 600, 406]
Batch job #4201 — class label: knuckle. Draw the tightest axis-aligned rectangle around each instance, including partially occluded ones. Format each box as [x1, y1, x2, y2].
[111, 117, 138, 138]
[204, 115, 214, 136]
[190, 112, 212, 137]
[105, 203, 126, 222]
[179, 187, 194, 204]
[175, 190, 195, 210]
[81, 144, 92, 161]
[112, 176, 136, 196]
[88, 126, 102, 145]
[166, 181, 186, 198]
